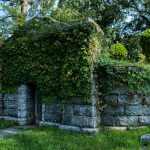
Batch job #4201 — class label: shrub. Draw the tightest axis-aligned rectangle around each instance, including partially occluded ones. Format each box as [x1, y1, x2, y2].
[110, 42, 128, 60]
[140, 29, 150, 62]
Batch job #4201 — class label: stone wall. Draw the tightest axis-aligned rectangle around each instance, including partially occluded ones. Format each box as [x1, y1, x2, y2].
[3, 85, 36, 125]
[101, 88, 150, 127]
[40, 99, 100, 133]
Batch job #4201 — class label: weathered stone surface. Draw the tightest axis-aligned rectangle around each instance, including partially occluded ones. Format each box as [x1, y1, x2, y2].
[139, 116, 150, 125]
[104, 95, 118, 105]
[141, 134, 150, 143]
[45, 104, 63, 115]
[125, 105, 150, 115]
[3, 116, 18, 122]
[3, 109, 18, 117]
[71, 116, 82, 127]
[103, 105, 124, 115]
[0, 128, 23, 138]
[101, 115, 139, 126]
[62, 115, 72, 125]
[115, 116, 139, 126]
[117, 95, 142, 106]
[63, 106, 73, 115]
[44, 114, 62, 123]
[146, 97, 150, 105]
[81, 128, 99, 135]
[104, 126, 127, 130]
[59, 125, 80, 132]
[101, 115, 114, 126]
[73, 105, 98, 117]
[39, 121, 60, 127]
[110, 88, 128, 95]
[82, 116, 99, 128]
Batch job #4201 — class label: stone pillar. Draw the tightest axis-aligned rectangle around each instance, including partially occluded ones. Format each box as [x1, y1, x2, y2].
[18, 85, 35, 125]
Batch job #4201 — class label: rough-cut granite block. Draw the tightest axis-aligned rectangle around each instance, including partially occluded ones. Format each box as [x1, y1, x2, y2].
[45, 104, 63, 115]
[115, 116, 139, 126]
[125, 105, 150, 115]
[73, 105, 97, 117]
[141, 134, 150, 144]
[102, 105, 124, 115]
[3, 109, 18, 117]
[82, 116, 99, 128]
[81, 128, 99, 135]
[71, 115, 83, 127]
[39, 121, 60, 127]
[139, 116, 150, 125]
[63, 106, 73, 115]
[101, 115, 139, 126]
[104, 95, 118, 105]
[62, 115, 72, 125]
[109, 88, 128, 95]
[44, 115, 62, 123]
[59, 125, 80, 132]
[117, 95, 142, 106]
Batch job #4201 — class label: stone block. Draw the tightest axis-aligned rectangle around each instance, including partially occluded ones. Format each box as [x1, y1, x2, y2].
[44, 115, 62, 123]
[18, 118, 33, 125]
[117, 95, 141, 106]
[39, 121, 60, 127]
[81, 128, 99, 135]
[101, 115, 114, 126]
[104, 95, 118, 105]
[104, 126, 127, 130]
[103, 105, 124, 115]
[0, 101, 3, 107]
[139, 116, 150, 125]
[59, 125, 81, 132]
[140, 134, 150, 144]
[115, 116, 139, 126]
[3, 101, 17, 109]
[82, 116, 99, 128]
[146, 97, 150, 105]
[4, 94, 18, 102]
[125, 105, 150, 115]
[3, 116, 18, 122]
[101, 115, 139, 126]
[71, 116, 82, 127]
[73, 105, 98, 117]
[0, 109, 2, 115]
[110, 88, 128, 95]
[18, 110, 28, 118]
[45, 104, 63, 115]
[63, 106, 73, 115]
[62, 115, 72, 125]
[4, 109, 18, 117]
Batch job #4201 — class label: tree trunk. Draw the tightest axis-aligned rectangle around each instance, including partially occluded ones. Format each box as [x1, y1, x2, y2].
[21, 0, 28, 14]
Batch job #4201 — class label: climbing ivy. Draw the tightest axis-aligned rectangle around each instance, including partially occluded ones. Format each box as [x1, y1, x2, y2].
[0, 17, 102, 104]
[96, 59, 150, 96]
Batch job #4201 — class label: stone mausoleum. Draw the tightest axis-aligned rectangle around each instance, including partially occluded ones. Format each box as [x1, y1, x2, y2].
[0, 18, 150, 134]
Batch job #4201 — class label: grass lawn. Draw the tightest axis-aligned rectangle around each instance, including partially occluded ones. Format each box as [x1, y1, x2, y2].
[0, 120, 18, 129]
[0, 126, 150, 150]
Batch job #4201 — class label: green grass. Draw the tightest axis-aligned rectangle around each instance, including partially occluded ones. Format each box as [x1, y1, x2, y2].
[0, 126, 150, 150]
[0, 120, 18, 129]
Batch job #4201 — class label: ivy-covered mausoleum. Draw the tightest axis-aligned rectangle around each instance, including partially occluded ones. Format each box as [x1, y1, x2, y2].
[0, 18, 150, 134]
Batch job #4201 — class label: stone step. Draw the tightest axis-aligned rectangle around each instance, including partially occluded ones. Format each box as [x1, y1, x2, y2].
[0, 128, 22, 138]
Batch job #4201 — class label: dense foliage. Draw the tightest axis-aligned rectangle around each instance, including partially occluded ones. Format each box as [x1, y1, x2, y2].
[110, 43, 128, 60]
[96, 58, 150, 97]
[140, 29, 150, 62]
[0, 18, 102, 103]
